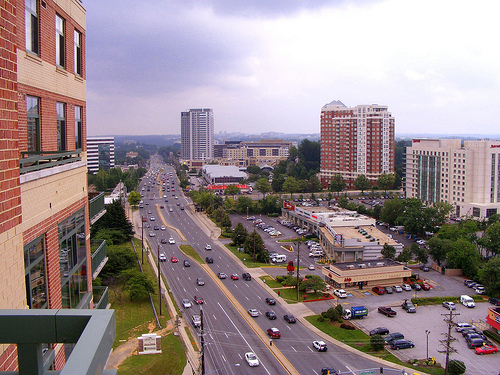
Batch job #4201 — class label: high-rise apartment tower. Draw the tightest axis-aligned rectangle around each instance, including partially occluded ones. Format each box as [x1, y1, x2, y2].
[181, 108, 214, 161]
[320, 101, 395, 188]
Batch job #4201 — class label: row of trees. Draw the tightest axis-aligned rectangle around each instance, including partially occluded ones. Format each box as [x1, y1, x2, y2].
[328, 172, 397, 195]
[88, 167, 147, 193]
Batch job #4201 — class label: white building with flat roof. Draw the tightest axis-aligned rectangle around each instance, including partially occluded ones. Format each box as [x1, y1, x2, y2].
[405, 139, 500, 219]
[181, 108, 214, 161]
[87, 137, 115, 174]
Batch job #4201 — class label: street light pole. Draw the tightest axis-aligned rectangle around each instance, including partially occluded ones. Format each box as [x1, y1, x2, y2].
[158, 244, 162, 316]
[141, 216, 144, 265]
[425, 329, 430, 360]
[296, 241, 300, 301]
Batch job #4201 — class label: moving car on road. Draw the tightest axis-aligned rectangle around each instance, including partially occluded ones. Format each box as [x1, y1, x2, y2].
[245, 352, 259, 367]
[247, 309, 260, 317]
[182, 299, 192, 308]
[196, 278, 205, 286]
[217, 272, 227, 279]
[284, 314, 296, 323]
[193, 295, 204, 304]
[265, 311, 277, 320]
[170, 256, 178, 263]
[231, 273, 239, 280]
[312, 340, 328, 352]
[159, 254, 167, 262]
[265, 297, 276, 305]
[267, 328, 281, 338]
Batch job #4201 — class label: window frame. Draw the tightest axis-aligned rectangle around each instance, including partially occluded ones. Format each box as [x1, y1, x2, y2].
[56, 14, 65, 67]
[25, 0, 39, 54]
[27, 95, 40, 152]
[75, 105, 82, 150]
[56, 102, 66, 151]
[74, 29, 82, 76]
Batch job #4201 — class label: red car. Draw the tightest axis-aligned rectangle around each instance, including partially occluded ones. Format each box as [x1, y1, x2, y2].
[475, 344, 498, 355]
[193, 295, 204, 304]
[171, 256, 178, 263]
[372, 286, 386, 295]
[231, 274, 239, 280]
[267, 328, 281, 338]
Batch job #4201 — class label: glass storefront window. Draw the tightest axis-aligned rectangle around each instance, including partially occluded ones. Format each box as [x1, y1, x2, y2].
[24, 235, 48, 309]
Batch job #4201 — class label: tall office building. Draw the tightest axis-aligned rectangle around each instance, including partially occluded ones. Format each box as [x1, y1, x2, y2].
[405, 139, 500, 219]
[0, 1, 106, 370]
[181, 108, 214, 161]
[320, 101, 395, 188]
[87, 136, 115, 174]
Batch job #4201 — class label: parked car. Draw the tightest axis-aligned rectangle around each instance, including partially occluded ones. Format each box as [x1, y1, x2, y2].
[265, 311, 277, 320]
[475, 344, 498, 355]
[372, 286, 386, 295]
[267, 328, 281, 338]
[442, 301, 456, 310]
[421, 283, 431, 291]
[455, 322, 475, 332]
[369, 327, 389, 336]
[393, 285, 402, 293]
[474, 285, 485, 294]
[402, 283, 412, 291]
[385, 286, 393, 294]
[411, 283, 422, 291]
[401, 300, 416, 313]
[378, 306, 397, 317]
[312, 340, 328, 352]
[334, 289, 347, 298]
[384, 332, 404, 344]
[284, 314, 296, 323]
[489, 297, 500, 306]
[467, 338, 485, 349]
[390, 339, 415, 350]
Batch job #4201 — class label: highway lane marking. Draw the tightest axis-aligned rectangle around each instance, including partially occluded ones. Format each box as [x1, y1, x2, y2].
[290, 346, 297, 352]
[307, 346, 313, 352]
[218, 303, 273, 375]
[345, 366, 356, 374]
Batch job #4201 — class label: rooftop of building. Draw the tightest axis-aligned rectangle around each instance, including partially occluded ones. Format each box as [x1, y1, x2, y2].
[202, 165, 247, 178]
[327, 258, 401, 270]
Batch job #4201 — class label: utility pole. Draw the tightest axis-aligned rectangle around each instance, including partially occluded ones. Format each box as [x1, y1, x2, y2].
[296, 240, 301, 301]
[253, 223, 256, 261]
[158, 244, 162, 316]
[438, 309, 459, 375]
[200, 307, 205, 375]
[141, 216, 144, 264]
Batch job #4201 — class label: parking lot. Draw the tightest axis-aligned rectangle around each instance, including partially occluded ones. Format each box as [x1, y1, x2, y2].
[303, 270, 500, 375]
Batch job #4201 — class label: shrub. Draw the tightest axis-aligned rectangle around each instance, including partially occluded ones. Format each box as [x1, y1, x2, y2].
[370, 334, 385, 351]
[317, 316, 324, 322]
[448, 360, 466, 375]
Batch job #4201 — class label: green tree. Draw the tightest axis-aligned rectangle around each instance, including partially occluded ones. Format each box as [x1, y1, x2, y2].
[400, 198, 426, 236]
[299, 275, 325, 293]
[127, 191, 142, 207]
[427, 237, 450, 266]
[306, 175, 323, 193]
[255, 178, 272, 197]
[380, 198, 405, 226]
[100, 245, 138, 280]
[91, 200, 133, 239]
[447, 359, 466, 375]
[225, 184, 240, 199]
[377, 173, 395, 193]
[396, 247, 412, 263]
[446, 239, 479, 278]
[235, 196, 254, 214]
[415, 247, 429, 265]
[243, 231, 268, 262]
[232, 222, 248, 246]
[283, 176, 299, 199]
[337, 197, 348, 208]
[381, 243, 396, 259]
[478, 257, 500, 297]
[329, 174, 346, 196]
[354, 174, 371, 193]
[246, 165, 261, 175]
[258, 195, 281, 214]
[123, 270, 155, 301]
[482, 222, 500, 256]
[370, 335, 385, 351]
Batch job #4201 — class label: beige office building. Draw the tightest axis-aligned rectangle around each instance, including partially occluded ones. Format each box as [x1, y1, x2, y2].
[405, 139, 500, 219]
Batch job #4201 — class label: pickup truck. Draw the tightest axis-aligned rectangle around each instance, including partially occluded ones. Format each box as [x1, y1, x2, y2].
[378, 306, 397, 317]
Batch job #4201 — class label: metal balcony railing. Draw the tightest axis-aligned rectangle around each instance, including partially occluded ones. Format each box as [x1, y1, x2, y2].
[20, 149, 82, 174]
[91, 239, 107, 279]
[93, 286, 109, 310]
[89, 192, 106, 224]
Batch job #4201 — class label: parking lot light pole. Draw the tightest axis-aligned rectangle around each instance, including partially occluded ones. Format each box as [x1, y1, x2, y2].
[425, 329, 430, 360]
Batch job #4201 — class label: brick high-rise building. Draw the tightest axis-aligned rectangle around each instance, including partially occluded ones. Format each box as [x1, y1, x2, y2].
[0, 1, 108, 371]
[181, 108, 214, 161]
[320, 100, 395, 188]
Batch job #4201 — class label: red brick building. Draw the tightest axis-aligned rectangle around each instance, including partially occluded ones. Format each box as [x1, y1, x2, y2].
[1, 0, 92, 370]
[320, 100, 395, 189]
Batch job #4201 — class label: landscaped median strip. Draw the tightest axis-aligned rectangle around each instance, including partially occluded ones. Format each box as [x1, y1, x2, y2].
[155, 204, 187, 241]
[200, 263, 300, 375]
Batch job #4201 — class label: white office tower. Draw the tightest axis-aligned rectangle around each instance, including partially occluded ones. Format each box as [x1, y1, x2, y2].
[181, 108, 214, 161]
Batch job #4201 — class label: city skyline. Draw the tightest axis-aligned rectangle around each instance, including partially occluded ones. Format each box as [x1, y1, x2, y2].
[85, 0, 500, 137]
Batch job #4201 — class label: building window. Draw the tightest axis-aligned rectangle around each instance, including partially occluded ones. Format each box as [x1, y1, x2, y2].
[27, 96, 40, 152]
[24, 236, 48, 309]
[472, 207, 480, 217]
[56, 15, 65, 67]
[75, 106, 82, 149]
[74, 30, 82, 76]
[57, 102, 66, 151]
[25, 0, 39, 54]
[59, 209, 87, 308]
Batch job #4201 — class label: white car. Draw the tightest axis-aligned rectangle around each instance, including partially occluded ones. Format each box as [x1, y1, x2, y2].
[149, 231, 155, 237]
[168, 237, 175, 244]
[312, 340, 328, 352]
[308, 264, 315, 270]
[159, 254, 167, 262]
[245, 352, 259, 367]
[393, 285, 403, 293]
[161, 226, 166, 230]
[247, 309, 260, 317]
[205, 244, 212, 250]
[402, 283, 412, 291]
[334, 289, 347, 298]
[182, 299, 192, 308]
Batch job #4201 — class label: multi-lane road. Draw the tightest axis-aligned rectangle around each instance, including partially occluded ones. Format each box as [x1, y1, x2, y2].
[136, 160, 394, 374]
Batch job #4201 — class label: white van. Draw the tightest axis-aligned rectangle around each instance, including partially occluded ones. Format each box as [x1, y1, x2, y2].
[309, 251, 324, 257]
[273, 254, 287, 263]
[460, 295, 475, 308]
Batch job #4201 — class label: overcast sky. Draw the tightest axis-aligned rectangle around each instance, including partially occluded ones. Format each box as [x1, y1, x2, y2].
[85, 0, 500, 137]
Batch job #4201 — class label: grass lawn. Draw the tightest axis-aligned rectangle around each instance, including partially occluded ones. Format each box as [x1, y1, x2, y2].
[305, 316, 445, 375]
[259, 275, 282, 288]
[179, 244, 205, 264]
[273, 287, 324, 303]
[225, 244, 278, 268]
[117, 333, 186, 375]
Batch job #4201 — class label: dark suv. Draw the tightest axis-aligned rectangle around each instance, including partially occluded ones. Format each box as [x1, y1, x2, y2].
[242, 273, 252, 281]
[390, 339, 415, 350]
[384, 332, 404, 344]
[205, 257, 213, 264]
